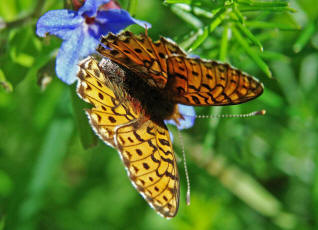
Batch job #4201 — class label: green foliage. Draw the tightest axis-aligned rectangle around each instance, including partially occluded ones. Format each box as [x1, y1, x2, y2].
[0, 0, 317, 230]
[164, 0, 298, 78]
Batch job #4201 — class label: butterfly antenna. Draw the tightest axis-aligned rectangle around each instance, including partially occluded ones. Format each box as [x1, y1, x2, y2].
[191, 109, 266, 119]
[177, 129, 191, 206]
[176, 109, 265, 205]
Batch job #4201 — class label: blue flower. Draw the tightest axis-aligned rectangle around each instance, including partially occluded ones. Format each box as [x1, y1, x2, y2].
[36, 0, 150, 84]
[165, 105, 196, 130]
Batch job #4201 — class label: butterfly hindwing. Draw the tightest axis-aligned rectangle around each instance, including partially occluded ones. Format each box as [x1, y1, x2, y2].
[77, 57, 179, 218]
[116, 119, 179, 218]
[166, 56, 264, 106]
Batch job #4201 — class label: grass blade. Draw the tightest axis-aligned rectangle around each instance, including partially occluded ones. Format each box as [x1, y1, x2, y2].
[293, 21, 315, 53]
[232, 26, 272, 78]
[235, 21, 263, 51]
[189, 27, 209, 51]
[128, 0, 138, 16]
[0, 68, 13, 92]
[70, 85, 98, 149]
[209, 7, 227, 32]
[164, 0, 192, 4]
[202, 107, 223, 157]
[219, 24, 229, 61]
[17, 119, 73, 229]
[237, 0, 289, 7]
[239, 6, 296, 13]
[171, 4, 203, 28]
[233, 3, 245, 24]
[246, 20, 300, 31]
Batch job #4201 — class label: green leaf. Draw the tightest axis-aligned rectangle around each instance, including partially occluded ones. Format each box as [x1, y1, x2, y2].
[237, 0, 296, 13]
[128, 0, 138, 16]
[232, 3, 245, 24]
[293, 21, 315, 53]
[219, 164, 283, 217]
[179, 30, 200, 50]
[260, 50, 289, 61]
[203, 107, 223, 157]
[259, 88, 284, 108]
[296, 0, 318, 20]
[0, 170, 13, 197]
[235, 21, 263, 51]
[0, 0, 17, 21]
[271, 61, 303, 105]
[246, 20, 300, 31]
[179, 30, 202, 50]
[71, 85, 98, 149]
[232, 26, 272, 78]
[237, 0, 289, 7]
[164, 0, 192, 4]
[1, 26, 50, 86]
[170, 4, 203, 28]
[0, 217, 5, 230]
[209, 7, 227, 32]
[9, 27, 36, 65]
[299, 53, 318, 92]
[219, 24, 229, 61]
[18, 118, 73, 225]
[189, 27, 209, 51]
[314, 151, 318, 225]
[238, 5, 296, 13]
[0, 68, 13, 92]
[192, 6, 213, 18]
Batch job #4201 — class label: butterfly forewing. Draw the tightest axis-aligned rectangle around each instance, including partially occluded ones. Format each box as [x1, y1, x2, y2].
[97, 31, 186, 88]
[166, 56, 263, 106]
[77, 57, 180, 218]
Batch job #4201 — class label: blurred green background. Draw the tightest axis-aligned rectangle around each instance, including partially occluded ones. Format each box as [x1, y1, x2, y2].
[0, 0, 317, 229]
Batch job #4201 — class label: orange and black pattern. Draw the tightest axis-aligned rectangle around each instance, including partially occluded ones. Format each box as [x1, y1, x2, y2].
[166, 56, 263, 106]
[97, 31, 263, 106]
[77, 57, 179, 218]
[77, 31, 264, 219]
[97, 31, 186, 88]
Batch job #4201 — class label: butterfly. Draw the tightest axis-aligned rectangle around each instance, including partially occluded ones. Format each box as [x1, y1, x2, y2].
[76, 31, 263, 218]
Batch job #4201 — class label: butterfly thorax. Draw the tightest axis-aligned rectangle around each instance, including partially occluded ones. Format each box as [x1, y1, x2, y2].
[100, 58, 176, 125]
[122, 66, 176, 125]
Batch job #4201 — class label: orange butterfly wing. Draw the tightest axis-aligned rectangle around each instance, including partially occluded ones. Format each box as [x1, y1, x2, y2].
[77, 57, 179, 218]
[98, 31, 263, 106]
[97, 31, 186, 88]
[166, 56, 264, 106]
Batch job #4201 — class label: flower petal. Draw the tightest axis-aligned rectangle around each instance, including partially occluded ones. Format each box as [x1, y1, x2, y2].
[179, 105, 196, 129]
[55, 27, 99, 84]
[165, 105, 196, 130]
[78, 0, 110, 17]
[36, 9, 82, 40]
[95, 9, 151, 35]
